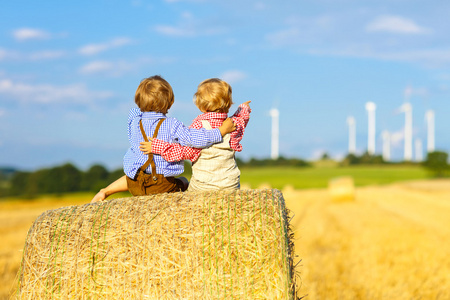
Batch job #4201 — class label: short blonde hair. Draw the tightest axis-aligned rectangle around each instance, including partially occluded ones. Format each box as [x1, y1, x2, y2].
[135, 75, 174, 113]
[194, 78, 233, 113]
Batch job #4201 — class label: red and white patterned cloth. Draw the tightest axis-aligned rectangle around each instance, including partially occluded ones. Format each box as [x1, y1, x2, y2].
[152, 104, 251, 162]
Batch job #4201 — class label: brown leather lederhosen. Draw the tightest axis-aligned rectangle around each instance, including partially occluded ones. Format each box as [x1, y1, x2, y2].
[126, 118, 185, 196]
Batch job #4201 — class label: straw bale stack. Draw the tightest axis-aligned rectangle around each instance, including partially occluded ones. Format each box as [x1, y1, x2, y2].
[328, 176, 355, 202]
[13, 189, 300, 299]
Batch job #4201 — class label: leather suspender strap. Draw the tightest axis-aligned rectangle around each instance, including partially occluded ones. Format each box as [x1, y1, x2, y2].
[139, 118, 165, 178]
[139, 118, 165, 141]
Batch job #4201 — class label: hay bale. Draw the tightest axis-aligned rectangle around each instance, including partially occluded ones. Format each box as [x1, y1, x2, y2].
[328, 176, 355, 202]
[13, 189, 300, 299]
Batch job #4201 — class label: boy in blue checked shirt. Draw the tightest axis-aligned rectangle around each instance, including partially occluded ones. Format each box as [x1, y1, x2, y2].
[91, 75, 235, 202]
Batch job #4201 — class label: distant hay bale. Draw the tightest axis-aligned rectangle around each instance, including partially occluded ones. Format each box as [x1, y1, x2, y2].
[13, 189, 300, 299]
[258, 182, 272, 189]
[240, 182, 252, 190]
[328, 177, 355, 202]
[282, 185, 295, 194]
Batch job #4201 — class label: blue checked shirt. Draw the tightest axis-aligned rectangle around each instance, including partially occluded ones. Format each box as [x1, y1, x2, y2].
[123, 108, 222, 179]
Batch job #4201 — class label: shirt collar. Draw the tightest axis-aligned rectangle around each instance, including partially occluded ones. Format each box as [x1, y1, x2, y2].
[197, 112, 228, 120]
[141, 111, 166, 119]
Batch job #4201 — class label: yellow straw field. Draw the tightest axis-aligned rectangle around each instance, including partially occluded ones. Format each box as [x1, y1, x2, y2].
[284, 179, 450, 299]
[1, 180, 450, 299]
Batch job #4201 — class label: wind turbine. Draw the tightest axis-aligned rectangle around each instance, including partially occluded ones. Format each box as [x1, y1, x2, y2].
[382, 130, 391, 161]
[346, 116, 356, 154]
[425, 109, 435, 153]
[415, 138, 423, 162]
[269, 108, 279, 160]
[400, 102, 413, 161]
[365, 102, 376, 155]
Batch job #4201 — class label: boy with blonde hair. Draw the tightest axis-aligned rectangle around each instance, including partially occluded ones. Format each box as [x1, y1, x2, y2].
[92, 75, 235, 202]
[140, 78, 251, 191]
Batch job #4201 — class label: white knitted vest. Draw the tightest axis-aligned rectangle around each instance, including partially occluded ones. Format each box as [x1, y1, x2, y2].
[188, 120, 240, 191]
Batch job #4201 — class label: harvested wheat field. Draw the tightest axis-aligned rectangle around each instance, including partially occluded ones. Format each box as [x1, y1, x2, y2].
[0, 196, 90, 299]
[1, 180, 450, 299]
[283, 179, 450, 299]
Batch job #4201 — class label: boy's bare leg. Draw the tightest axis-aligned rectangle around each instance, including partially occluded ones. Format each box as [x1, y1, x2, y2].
[91, 175, 128, 202]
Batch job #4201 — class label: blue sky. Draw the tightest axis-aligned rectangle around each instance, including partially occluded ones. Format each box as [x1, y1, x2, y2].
[1, 0, 449, 171]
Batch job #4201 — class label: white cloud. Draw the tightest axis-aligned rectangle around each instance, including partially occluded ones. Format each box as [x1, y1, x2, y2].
[80, 56, 176, 76]
[154, 24, 225, 37]
[79, 60, 135, 76]
[29, 50, 66, 60]
[374, 49, 450, 67]
[264, 12, 450, 67]
[308, 46, 450, 68]
[0, 48, 8, 60]
[80, 61, 114, 74]
[265, 28, 300, 47]
[264, 14, 337, 48]
[154, 12, 226, 37]
[154, 25, 195, 37]
[366, 15, 430, 34]
[12, 28, 51, 41]
[79, 37, 132, 55]
[0, 79, 113, 104]
[0, 47, 65, 62]
[0, 48, 19, 61]
[220, 70, 247, 84]
[404, 85, 429, 100]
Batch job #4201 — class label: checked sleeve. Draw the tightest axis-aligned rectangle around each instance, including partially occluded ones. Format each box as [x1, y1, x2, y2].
[169, 120, 222, 148]
[152, 138, 201, 163]
[229, 104, 251, 152]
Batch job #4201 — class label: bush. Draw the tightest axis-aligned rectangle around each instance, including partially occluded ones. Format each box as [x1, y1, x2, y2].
[81, 164, 109, 192]
[423, 151, 449, 177]
[236, 156, 310, 168]
[341, 152, 384, 166]
[9, 163, 82, 197]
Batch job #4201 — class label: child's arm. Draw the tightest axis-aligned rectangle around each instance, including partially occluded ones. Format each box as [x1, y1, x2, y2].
[231, 101, 251, 130]
[139, 118, 236, 162]
[229, 101, 251, 150]
[140, 138, 201, 162]
[173, 117, 235, 148]
[91, 175, 128, 203]
[219, 118, 236, 136]
[139, 118, 235, 162]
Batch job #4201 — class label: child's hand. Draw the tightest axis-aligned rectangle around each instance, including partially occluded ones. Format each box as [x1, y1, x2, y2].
[219, 118, 236, 136]
[139, 138, 153, 154]
[242, 101, 251, 108]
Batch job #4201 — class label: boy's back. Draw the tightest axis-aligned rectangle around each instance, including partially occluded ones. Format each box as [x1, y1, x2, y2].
[124, 108, 222, 180]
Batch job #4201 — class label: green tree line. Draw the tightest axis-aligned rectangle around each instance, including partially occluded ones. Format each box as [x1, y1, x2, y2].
[3, 163, 124, 198]
[0, 151, 447, 198]
[236, 156, 310, 168]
